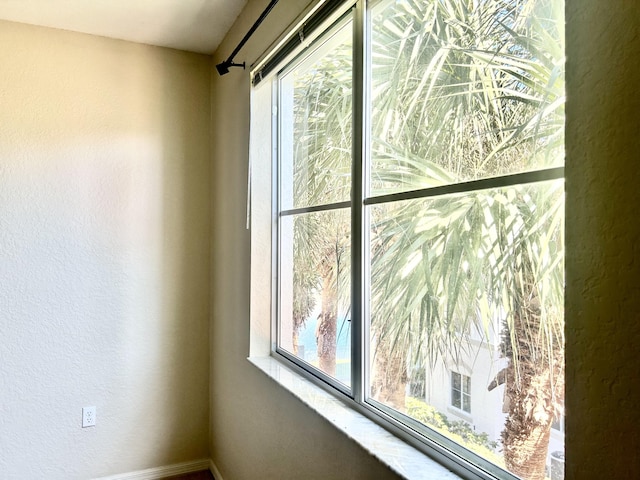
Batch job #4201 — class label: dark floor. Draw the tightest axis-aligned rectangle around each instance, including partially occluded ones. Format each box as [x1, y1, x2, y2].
[162, 470, 215, 480]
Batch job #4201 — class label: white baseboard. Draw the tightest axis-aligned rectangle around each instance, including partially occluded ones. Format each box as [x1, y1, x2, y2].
[95, 458, 211, 480]
[209, 459, 224, 480]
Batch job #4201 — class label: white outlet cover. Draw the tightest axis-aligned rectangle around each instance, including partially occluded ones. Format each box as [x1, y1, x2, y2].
[82, 406, 96, 428]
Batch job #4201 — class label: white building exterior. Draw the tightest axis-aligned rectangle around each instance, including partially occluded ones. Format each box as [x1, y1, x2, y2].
[421, 322, 564, 475]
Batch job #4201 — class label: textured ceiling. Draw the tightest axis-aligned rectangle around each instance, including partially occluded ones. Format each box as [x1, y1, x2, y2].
[0, 0, 248, 54]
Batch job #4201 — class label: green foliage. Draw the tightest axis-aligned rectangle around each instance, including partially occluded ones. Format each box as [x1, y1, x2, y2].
[367, 0, 565, 378]
[406, 397, 449, 429]
[406, 397, 502, 463]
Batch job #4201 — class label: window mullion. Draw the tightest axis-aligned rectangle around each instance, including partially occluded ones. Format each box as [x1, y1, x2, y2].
[271, 79, 280, 355]
[350, 0, 367, 404]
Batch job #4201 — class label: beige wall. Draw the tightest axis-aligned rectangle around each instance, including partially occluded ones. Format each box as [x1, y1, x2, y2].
[0, 21, 211, 479]
[565, 1, 640, 478]
[211, 1, 640, 479]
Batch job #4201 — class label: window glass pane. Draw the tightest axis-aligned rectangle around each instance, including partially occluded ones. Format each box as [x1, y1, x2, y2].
[462, 393, 471, 414]
[452, 388, 462, 410]
[279, 210, 351, 386]
[551, 414, 564, 432]
[452, 372, 461, 391]
[369, 0, 565, 195]
[463, 375, 471, 395]
[279, 20, 353, 210]
[451, 373, 462, 408]
[368, 180, 564, 476]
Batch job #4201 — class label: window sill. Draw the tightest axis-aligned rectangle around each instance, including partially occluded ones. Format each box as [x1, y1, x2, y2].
[248, 356, 462, 480]
[447, 406, 474, 424]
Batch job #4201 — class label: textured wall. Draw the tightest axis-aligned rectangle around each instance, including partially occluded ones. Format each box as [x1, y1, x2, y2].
[565, 1, 640, 478]
[0, 21, 211, 479]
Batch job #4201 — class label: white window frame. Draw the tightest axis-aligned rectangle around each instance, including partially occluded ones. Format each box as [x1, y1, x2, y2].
[451, 371, 472, 414]
[248, 1, 565, 479]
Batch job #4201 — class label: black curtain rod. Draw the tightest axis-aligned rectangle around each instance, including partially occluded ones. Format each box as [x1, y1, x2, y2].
[216, 0, 280, 76]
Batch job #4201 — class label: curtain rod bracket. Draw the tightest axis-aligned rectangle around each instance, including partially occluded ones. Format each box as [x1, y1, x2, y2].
[216, 0, 280, 76]
[216, 60, 246, 76]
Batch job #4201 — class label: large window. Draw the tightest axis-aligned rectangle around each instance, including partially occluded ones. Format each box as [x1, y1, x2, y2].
[267, 0, 564, 479]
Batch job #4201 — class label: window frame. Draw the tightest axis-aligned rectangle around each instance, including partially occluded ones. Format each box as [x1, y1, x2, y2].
[274, 10, 355, 396]
[451, 371, 472, 414]
[253, 1, 565, 479]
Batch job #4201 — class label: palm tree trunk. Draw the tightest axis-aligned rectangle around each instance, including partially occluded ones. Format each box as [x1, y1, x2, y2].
[371, 333, 408, 411]
[316, 271, 337, 375]
[292, 328, 300, 356]
[502, 363, 555, 480]
[501, 275, 564, 480]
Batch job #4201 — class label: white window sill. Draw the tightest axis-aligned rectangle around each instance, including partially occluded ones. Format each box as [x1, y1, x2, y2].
[447, 406, 474, 424]
[248, 356, 463, 480]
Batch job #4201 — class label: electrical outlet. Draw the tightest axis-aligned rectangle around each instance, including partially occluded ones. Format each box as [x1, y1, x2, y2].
[82, 406, 96, 428]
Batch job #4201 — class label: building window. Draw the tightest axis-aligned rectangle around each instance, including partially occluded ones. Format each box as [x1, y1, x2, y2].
[552, 414, 565, 433]
[254, 0, 565, 478]
[451, 372, 472, 414]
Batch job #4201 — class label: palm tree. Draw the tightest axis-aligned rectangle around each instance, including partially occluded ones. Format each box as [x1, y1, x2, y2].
[369, 183, 564, 479]
[285, 0, 564, 477]
[367, 0, 564, 478]
[284, 32, 353, 376]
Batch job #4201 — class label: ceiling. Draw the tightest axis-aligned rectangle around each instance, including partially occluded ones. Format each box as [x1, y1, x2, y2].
[0, 0, 248, 54]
